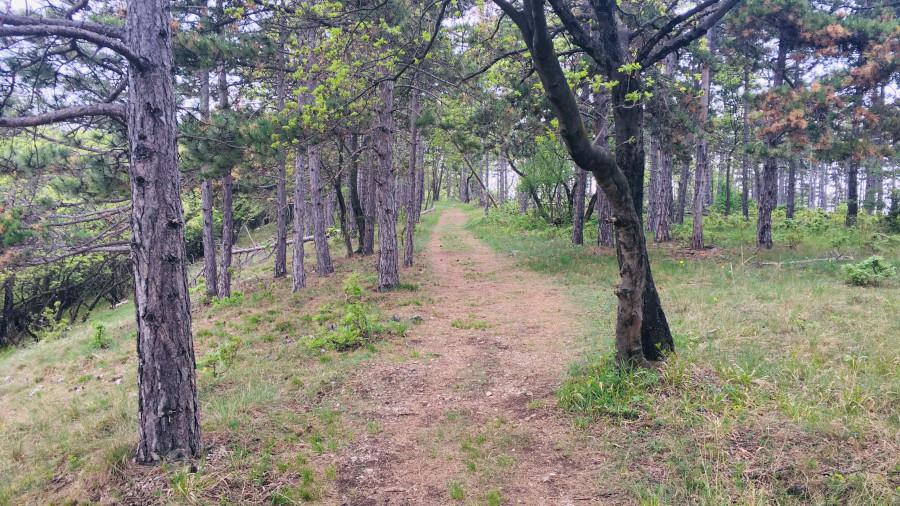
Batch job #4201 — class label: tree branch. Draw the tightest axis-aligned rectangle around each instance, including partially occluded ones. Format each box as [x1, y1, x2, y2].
[0, 23, 145, 69]
[0, 13, 124, 40]
[639, 0, 741, 67]
[0, 102, 125, 128]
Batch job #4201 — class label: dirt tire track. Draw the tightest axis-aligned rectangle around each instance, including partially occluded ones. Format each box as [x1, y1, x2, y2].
[336, 208, 614, 505]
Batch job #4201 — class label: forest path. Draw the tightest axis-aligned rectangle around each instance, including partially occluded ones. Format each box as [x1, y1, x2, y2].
[336, 207, 606, 505]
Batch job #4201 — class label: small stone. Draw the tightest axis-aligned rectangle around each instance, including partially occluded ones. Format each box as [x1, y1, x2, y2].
[486, 391, 493, 397]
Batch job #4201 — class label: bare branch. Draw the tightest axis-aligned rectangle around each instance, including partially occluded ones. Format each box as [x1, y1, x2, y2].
[0, 102, 125, 128]
[0, 23, 145, 69]
[0, 13, 123, 39]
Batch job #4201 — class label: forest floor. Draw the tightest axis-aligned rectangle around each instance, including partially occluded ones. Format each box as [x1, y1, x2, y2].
[333, 207, 606, 505]
[1, 203, 897, 505]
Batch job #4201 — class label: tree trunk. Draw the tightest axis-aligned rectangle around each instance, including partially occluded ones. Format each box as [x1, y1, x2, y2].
[307, 144, 334, 275]
[197, 70, 219, 295]
[1, 275, 14, 346]
[518, 188, 529, 214]
[647, 135, 660, 233]
[292, 150, 307, 292]
[273, 25, 288, 279]
[334, 171, 354, 258]
[128, 0, 200, 464]
[724, 152, 732, 216]
[741, 68, 751, 219]
[847, 159, 859, 226]
[362, 145, 377, 256]
[374, 80, 400, 290]
[758, 33, 787, 248]
[654, 147, 673, 242]
[691, 29, 713, 250]
[758, 157, 777, 248]
[219, 172, 234, 296]
[404, 82, 421, 267]
[675, 159, 690, 224]
[786, 158, 797, 219]
[572, 168, 587, 244]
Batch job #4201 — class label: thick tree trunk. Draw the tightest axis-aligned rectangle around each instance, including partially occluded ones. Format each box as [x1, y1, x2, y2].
[307, 144, 334, 275]
[758, 157, 777, 248]
[128, 0, 200, 464]
[292, 150, 307, 292]
[374, 81, 400, 290]
[572, 168, 587, 244]
[219, 172, 234, 296]
[758, 34, 787, 248]
[596, 191, 614, 247]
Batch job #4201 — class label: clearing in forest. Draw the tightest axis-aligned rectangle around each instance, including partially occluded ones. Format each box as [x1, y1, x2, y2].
[336, 207, 603, 505]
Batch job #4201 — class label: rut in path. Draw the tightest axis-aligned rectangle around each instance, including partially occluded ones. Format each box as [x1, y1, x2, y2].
[336, 208, 612, 505]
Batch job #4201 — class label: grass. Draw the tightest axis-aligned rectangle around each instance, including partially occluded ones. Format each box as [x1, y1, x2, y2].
[466, 202, 900, 504]
[0, 210, 443, 505]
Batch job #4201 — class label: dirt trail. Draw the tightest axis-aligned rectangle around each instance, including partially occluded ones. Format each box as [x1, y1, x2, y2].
[337, 208, 610, 505]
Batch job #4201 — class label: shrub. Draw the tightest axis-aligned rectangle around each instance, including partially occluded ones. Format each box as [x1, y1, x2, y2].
[842, 256, 896, 286]
[198, 334, 242, 376]
[91, 324, 110, 350]
[304, 275, 389, 351]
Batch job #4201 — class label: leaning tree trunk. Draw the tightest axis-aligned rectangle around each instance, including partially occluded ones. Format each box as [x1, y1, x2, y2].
[128, 0, 200, 464]
[197, 69, 218, 296]
[307, 143, 334, 276]
[373, 80, 400, 290]
[292, 150, 307, 292]
[610, 68, 675, 361]
[572, 168, 587, 244]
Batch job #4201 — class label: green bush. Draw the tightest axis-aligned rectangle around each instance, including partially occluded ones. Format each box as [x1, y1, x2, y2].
[842, 256, 896, 286]
[198, 334, 242, 376]
[91, 324, 110, 350]
[304, 275, 389, 351]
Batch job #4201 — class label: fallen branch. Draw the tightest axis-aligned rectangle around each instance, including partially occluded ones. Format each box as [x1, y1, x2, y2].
[756, 254, 853, 268]
[232, 236, 313, 255]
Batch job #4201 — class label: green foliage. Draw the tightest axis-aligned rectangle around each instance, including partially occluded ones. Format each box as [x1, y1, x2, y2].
[198, 334, 242, 376]
[90, 324, 110, 350]
[558, 354, 660, 419]
[447, 481, 465, 501]
[32, 302, 68, 341]
[212, 291, 244, 309]
[842, 256, 896, 286]
[303, 275, 401, 352]
[0, 207, 31, 247]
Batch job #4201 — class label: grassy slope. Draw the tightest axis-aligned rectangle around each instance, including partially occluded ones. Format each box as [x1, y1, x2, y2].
[0, 207, 442, 505]
[465, 204, 899, 505]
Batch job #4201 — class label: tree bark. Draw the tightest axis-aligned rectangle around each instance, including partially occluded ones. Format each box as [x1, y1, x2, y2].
[572, 167, 587, 244]
[786, 157, 797, 219]
[347, 135, 366, 252]
[197, 69, 219, 296]
[334, 171, 354, 258]
[1, 275, 13, 346]
[362, 143, 377, 256]
[307, 143, 334, 275]
[273, 27, 288, 278]
[691, 29, 713, 250]
[675, 158, 690, 224]
[741, 69, 751, 219]
[128, 0, 200, 464]
[847, 159, 859, 226]
[758, 33, 787, 248]
[404, 81, 421, 267]
[292, 149, 307, 292]
[654, 147, 673, 242]
[219, 172, 234, 296]
[374, 80, 400, 290]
